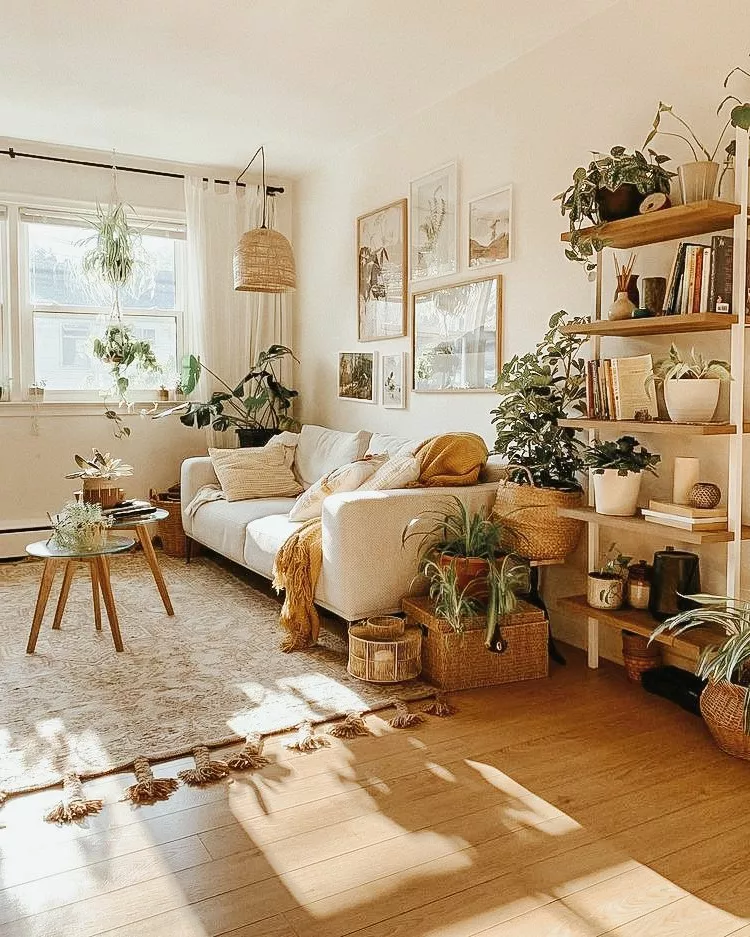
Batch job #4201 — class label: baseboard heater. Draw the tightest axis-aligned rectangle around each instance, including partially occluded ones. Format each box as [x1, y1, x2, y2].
[0, 520, 53, 560]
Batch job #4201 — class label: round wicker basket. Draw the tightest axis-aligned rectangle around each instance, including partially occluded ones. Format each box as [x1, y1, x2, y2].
[621, 631, 662, 683]
[365, 616, 406, 640]
[348, 622, 421, 684]
[700, 680, 750, 760]
[493, 476, 584, 561]
[149, 489, 186, 557]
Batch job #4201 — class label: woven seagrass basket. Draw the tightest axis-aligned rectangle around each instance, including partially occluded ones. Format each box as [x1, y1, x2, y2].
[621, 631, 662, 683]
[348, 621, 421, 684]
[700, 680, 750, 760]
[150, 489, 187, 557]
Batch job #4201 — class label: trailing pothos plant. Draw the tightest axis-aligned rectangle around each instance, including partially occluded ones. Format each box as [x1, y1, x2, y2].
[491, 309, 587, 490]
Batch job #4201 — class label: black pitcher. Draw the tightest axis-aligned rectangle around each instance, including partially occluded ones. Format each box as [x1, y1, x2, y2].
[648, 547, 701, 621]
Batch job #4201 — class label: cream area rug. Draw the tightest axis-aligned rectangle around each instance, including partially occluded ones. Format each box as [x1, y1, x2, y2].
[0, 552, 431, 796]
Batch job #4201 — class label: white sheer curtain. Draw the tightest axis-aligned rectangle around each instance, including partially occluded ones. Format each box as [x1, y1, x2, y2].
[183, 177, 292, 446]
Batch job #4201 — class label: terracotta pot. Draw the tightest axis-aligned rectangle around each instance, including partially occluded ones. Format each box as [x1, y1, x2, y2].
[437, 554, 489, 598]
[597, 184, 643, 221]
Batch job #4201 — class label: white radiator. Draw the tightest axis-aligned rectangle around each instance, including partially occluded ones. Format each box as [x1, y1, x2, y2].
[0, 520, 53, 560]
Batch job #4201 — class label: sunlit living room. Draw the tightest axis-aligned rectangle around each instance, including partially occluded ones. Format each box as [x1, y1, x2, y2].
[3, 1, 750, 935]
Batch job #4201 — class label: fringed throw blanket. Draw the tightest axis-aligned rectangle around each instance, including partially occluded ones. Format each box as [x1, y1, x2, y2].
[272, 518, 323, 652]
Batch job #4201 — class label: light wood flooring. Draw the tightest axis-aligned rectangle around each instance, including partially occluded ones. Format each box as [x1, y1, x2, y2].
[2, 647, 750, 937]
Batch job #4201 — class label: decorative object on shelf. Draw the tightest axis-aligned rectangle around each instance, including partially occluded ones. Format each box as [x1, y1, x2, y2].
[412, 275, 501, 393]
[48, 500, 112, 553]
[468, 185, 512, 268]
[337, 351, 377, 403]
[621, 631, 662, 683]
[233, 146, 296, 293]
[410, 162, 458, 280]
[632, 308, 652, 319]
[157, 385, 169, 402]
[587, 543, 631, 611]
[65, 449, 134, 509]
[689, 481, 722, 510]
[555, 146, 674, 275]
[347, 620, 422, 684]
[648, 344, 731, 423]
[154, 345, 300, 445]
[491, 310, 587, 560]
[357, 199, 407, 341]
[639, 192, 671, 213]
[609, 253, 638, 320]
[583, 435, 660, 517]
[626, 560, 652, 610]
[28, 381, 45, 401]
[648, 546, 700, 621]
[642, 276, 667, 315]
[381, 352, 406, 409]
[672, 456, 701, 504]
[650, 593, 750, 759]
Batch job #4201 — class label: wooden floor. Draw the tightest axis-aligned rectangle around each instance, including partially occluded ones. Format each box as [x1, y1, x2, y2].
[2, 648, 750, 937]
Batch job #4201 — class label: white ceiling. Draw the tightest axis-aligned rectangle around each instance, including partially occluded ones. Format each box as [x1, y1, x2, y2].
[1, 0, 616, 176]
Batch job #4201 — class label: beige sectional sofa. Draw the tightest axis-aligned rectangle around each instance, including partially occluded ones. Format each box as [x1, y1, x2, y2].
[181, 424, 501, 623]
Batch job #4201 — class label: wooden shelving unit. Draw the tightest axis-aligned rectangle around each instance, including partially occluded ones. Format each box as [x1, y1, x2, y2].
[560, 313, 738, 338]
[558, 418, 744, 436]
[558, 595, 721, 662]
[558, 505, 750, 545]
[560, 199, 740, 249]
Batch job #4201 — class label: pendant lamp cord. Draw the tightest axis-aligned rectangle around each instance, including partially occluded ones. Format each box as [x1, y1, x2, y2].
[236, 145, 267, 229]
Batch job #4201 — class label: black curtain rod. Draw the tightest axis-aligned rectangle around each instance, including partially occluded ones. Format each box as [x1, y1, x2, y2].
[0, 147, 285, 195]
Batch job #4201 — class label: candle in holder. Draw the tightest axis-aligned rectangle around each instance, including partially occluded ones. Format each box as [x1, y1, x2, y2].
[673, 457, 700, 504]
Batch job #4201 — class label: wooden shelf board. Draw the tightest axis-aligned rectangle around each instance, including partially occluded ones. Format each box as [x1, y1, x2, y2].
[558, 594, 721, 659]
[557, 505, 750, 545]
[560, 313, 738, 338]
[560, 200, 741, 249]
[558, 418, 742, 436]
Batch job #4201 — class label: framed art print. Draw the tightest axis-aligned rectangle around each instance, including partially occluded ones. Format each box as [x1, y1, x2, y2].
[338, 352, 377, 403]
[381, 352, 406, 409]
[468, 185, 512, 268]
[412, 275, 501, 393]
[357, 199, 407, 341]
[410, 162, 458, 281]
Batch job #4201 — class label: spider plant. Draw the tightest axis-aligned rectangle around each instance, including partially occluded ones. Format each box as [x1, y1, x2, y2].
[402, 495, 516, 562]
[422, 558, 481, 634]
[81, 201, 141, 310]
[650, 595, 750, 730]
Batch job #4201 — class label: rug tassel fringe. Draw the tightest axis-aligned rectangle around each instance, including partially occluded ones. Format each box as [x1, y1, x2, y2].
[227, 734, 270, 771]
[328, 712, 373, 739]
[0, 790, 7, 807]
[123, 756, 179, 805]
[389, 699, 426, 729]
[286, 721, 331, 753]
[178, 746, 230, 787]
[44, 773, 103, 825]
[422, 693, 457, 717]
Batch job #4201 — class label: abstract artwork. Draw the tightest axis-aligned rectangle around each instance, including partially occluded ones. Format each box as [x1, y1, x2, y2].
[468, 186, 512, 268]
[382, 352, 406, 409]
[410, 163, 458, 281]
[412, 275, 501, 393]
[338, 352, 377, 403]
[357, 199, 407, 341]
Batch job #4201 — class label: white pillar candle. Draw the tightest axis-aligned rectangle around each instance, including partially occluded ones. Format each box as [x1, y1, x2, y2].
[673, 457, 700, 504]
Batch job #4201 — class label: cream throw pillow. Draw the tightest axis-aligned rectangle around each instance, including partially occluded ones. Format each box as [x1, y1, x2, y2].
[209, 446, 303, 502]
[358, 454, 421, 491]
[288, 456, 387, 522]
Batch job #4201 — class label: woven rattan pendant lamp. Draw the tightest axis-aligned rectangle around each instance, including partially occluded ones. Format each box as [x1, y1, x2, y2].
[233, 146, 296, 293]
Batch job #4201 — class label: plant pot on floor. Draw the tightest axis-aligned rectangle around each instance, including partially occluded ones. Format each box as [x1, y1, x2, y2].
[236, 427, 280, 448]
[592, 469, 643, 516]
[678, 161, 719, 204]
[493, 478, 584, 562]
[621, 631, 662, 683]
[664, 379, 720, 423]
[700, 680, 750, 760]
[587, 572, 624, 610]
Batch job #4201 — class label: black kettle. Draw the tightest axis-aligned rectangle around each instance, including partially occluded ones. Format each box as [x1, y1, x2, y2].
[649, 546, 701, 621]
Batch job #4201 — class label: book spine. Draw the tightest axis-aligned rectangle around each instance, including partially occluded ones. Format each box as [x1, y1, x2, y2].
[597, 361, 608, 419]
[691, 246, 704, 314]
[710, 235, 733, 313]
[611, 359, 622, 420]
[604, 359, 616, 421]
[683, 246, 696, 314]
[700, 247, 712, 313]
[664, 244, 681, 315]
[586, 361, 595, 419]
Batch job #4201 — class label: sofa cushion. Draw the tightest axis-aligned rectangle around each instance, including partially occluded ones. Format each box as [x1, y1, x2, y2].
[289, 455, 387, 522]
[294, 424, 371, 489]
[209, 446, 302, 502]
[244, 514, 302, 575]
[365, 433, 419, 457]
[358, 454, 421, 491]
[191, 497, 297, 565]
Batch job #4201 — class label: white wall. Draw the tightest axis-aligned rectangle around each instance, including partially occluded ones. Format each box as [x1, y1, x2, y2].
[293, 0, 750, 658]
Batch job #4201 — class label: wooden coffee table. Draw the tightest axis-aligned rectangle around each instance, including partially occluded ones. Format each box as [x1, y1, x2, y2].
[109, 508, 174, 616]
[25, 537, 135, 653]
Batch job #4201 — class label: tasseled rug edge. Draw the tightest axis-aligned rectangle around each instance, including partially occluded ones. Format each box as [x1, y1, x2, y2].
[177, 746, 230, 787]
[227, 734, 270, 771]
[44, 774, 103, 825]
[286, 721, 331, 753]
[123, 756, 179, 806]
[328, 711, 373, 739]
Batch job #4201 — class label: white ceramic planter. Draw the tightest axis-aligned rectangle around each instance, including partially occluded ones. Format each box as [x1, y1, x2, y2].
[592, 469, 643, 516]
[664, 379, 720, 423]
[587, 573, 624, 610]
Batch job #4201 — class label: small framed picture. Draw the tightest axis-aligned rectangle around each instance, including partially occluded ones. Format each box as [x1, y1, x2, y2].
[357, 199, 407, 341]
[410, 162, 458, 281]
[338, 352, 378, 403]
[412, 275, 502, 393]
[468, 186, 512, 268]
[381, 352, 406, 409]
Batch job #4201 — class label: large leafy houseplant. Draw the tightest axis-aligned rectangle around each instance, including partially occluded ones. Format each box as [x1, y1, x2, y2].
[555, 147, 674, 274]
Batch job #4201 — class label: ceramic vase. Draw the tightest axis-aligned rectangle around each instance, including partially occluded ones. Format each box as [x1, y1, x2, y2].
[608, 291, 636, 322]
[678, 161, 719, 204]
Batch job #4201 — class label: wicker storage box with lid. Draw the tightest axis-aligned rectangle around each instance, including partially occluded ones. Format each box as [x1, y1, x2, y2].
[402, 596, 548, 691]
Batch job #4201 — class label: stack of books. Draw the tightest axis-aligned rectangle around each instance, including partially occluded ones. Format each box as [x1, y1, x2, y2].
[663, 236, 749, 316]
[585, 354, 658, 421]
[642, 500, 728, 532]
[103, 500, 157, 523]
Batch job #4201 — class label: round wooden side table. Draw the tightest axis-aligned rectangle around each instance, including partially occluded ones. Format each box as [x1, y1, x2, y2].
[109, 508, 174, 615]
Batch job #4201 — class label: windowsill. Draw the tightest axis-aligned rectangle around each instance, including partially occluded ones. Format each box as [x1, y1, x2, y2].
[0, 400, 180, 417]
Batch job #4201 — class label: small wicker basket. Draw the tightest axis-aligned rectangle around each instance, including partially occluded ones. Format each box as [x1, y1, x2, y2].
[700, 680, 750, 760]
[348, 620, 421, 684]
[150, 489, 187, 557]
[621, 631, 662, 683]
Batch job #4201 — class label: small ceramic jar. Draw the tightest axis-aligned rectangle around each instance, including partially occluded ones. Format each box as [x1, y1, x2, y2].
[627, 560, 652, 610]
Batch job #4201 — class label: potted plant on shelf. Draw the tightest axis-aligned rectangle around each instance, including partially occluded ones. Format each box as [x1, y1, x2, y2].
[155, 344, 300, 446]
[583, 435, 660, 517]
[650, 594, 750, 760]
[648, 344, 731, 423]
[555, 147, 675, 274]
[65, 449, 134, 509]
[491, 309, 587, 561]
[587, 542, 632, 611]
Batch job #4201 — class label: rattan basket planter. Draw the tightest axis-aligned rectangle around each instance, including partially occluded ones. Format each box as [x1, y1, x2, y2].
[403, 596, 548, 692]
[700, 680, 750, 760]
[348, 620, 422, 684]
[492, 479, 584, 561]
[621, 631, 662, 683]
[149, 489, 187, 557]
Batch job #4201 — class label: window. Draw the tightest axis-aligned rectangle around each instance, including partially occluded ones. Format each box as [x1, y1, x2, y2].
[18, 209, 185, 399]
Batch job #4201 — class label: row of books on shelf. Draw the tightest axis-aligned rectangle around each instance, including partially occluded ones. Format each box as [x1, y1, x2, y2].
[585, 354, 656, 421]
[662, 235, 748, 316]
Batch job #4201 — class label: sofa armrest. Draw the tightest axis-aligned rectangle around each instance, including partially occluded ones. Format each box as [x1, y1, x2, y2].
[180, 457, 219, 535]
[317, 483, 498, 621]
